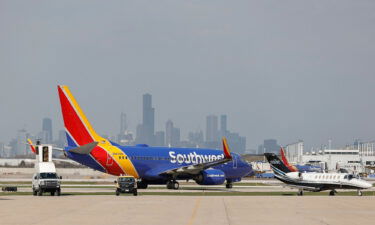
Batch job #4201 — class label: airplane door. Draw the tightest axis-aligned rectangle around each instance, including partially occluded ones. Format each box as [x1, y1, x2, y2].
[233, 156, 237, 169]
[106, 152, 114, 167]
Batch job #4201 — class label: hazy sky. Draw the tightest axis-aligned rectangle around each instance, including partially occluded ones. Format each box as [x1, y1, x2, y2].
[1, 0, 375, 150]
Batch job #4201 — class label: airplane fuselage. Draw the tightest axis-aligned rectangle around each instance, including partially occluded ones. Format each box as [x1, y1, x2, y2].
[65, 144, 252, 184]
[275, 171, 372, 191]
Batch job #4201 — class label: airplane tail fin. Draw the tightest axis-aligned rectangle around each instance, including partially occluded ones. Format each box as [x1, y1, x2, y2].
[222, 137, 232, 159]
[280, 147, 298, 172]
[264, 153, 291, 174]
[57, 85, 105, 147]
[27, 138, 36, 154]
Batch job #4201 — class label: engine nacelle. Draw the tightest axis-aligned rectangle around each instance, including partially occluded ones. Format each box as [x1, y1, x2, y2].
[195, 169, 226, 185]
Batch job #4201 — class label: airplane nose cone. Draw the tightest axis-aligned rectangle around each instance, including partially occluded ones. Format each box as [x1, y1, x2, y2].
[365, 182, 372, 189]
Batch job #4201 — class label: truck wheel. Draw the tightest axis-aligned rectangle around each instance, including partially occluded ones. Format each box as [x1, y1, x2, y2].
[38, 189, 43, 196]
[57, 189, 61, 196]
[116, 189, 120, 196]
[133, 190, 138, 196]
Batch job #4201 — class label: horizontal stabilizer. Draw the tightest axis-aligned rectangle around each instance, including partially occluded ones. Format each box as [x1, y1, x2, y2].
[68, 142, 98, 155]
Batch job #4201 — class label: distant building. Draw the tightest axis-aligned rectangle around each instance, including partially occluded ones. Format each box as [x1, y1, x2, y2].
[155, 131, 165, 146]
[136, 94, 155, 145]
[220, 115, 227, 137]
[206, 115, 218, 142]
[117, 113, 134, 145]
[42, 118, 53, 144]
[119, 113, 127, 134]
[188, 131, 204, 147]
[165, 120, 180, 147]
[226, 132, 246, 154]
[0, 142, 5, 158]
[285, 141, 304, 164]
[16, 129, 29, 156]
[260, 139, 280, 155]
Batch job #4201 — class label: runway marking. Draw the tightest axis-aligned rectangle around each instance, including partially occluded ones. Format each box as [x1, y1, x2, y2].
[187, 198, 201, 225]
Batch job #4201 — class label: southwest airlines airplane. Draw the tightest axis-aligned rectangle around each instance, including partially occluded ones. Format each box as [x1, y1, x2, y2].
[56, 85, 252, 189]
[265, 153, 372, 196]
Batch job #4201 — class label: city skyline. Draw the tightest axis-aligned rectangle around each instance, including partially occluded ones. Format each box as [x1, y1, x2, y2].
[1, 1, 375, 151]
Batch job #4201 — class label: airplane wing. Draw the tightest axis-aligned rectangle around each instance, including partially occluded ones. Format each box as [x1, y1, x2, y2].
[285, 183, 321, 192]
[160, 137, 233, 176]
[26, 139, 66, 153]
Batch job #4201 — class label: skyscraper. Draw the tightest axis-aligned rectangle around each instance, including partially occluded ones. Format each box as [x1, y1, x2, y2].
[136, 94, 155, 145]
[42, 117, 53, 144]
[120, 112, 127, 135]
[16, 129, 28, 156]
[262, 139, 280, 154]
[206, 115, 218, 142]
[165, 120, 180, 147]
[220, 114, 227, 137]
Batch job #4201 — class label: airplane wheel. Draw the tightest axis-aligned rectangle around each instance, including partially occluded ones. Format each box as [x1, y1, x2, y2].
[172, 181, 179, 190]
[166, 181, 173, 189]
[226, 183, 233, 189]
[137, 181, 148, 189]
[357, 190, 363, 196]
[329, 190, 336, 196]
[32, 189, 37, 196]
[38, 190, 43, 196]
[297, 190, 303, 196]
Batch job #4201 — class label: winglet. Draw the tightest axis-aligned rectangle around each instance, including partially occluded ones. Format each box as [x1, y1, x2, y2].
[27, 138, 36, 154]
[222, 137, 232, 159]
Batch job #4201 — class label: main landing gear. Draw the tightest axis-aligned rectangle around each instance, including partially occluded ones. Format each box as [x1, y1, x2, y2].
[329, 190, 337, 196]
[226, 182, 233, 189]
[357, 190, 363, 196]
[297, 190, 304, 196]
[137, 180, 148, 189]
[166, 180, 179, 190]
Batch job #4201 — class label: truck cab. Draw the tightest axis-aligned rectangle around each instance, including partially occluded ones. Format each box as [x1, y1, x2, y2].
[115, 176, 138, 196]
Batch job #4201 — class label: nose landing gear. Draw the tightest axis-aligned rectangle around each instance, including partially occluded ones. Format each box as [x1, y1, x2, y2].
[329, 190, 337, 196]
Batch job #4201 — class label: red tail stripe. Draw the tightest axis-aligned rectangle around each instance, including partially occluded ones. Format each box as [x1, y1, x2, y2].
[58, 86, 94, 146]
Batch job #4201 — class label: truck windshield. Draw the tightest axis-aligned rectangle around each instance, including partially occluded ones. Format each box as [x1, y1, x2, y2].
[39, 173, 58, 179]
[119, 177, 134, 182]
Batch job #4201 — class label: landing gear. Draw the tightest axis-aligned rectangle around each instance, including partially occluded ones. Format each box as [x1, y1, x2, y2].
[330, 190, 339, 196]
[226, 182, 233, 189]
[357, 190, 363, 196]
[166, 180, 179, 190]
[137, 181, 148, 189]
[32, 189, 37, 196]
[297, 190, 304, 196]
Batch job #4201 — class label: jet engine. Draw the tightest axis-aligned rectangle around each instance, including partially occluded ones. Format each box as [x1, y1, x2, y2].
[194, 169, 226, 185]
